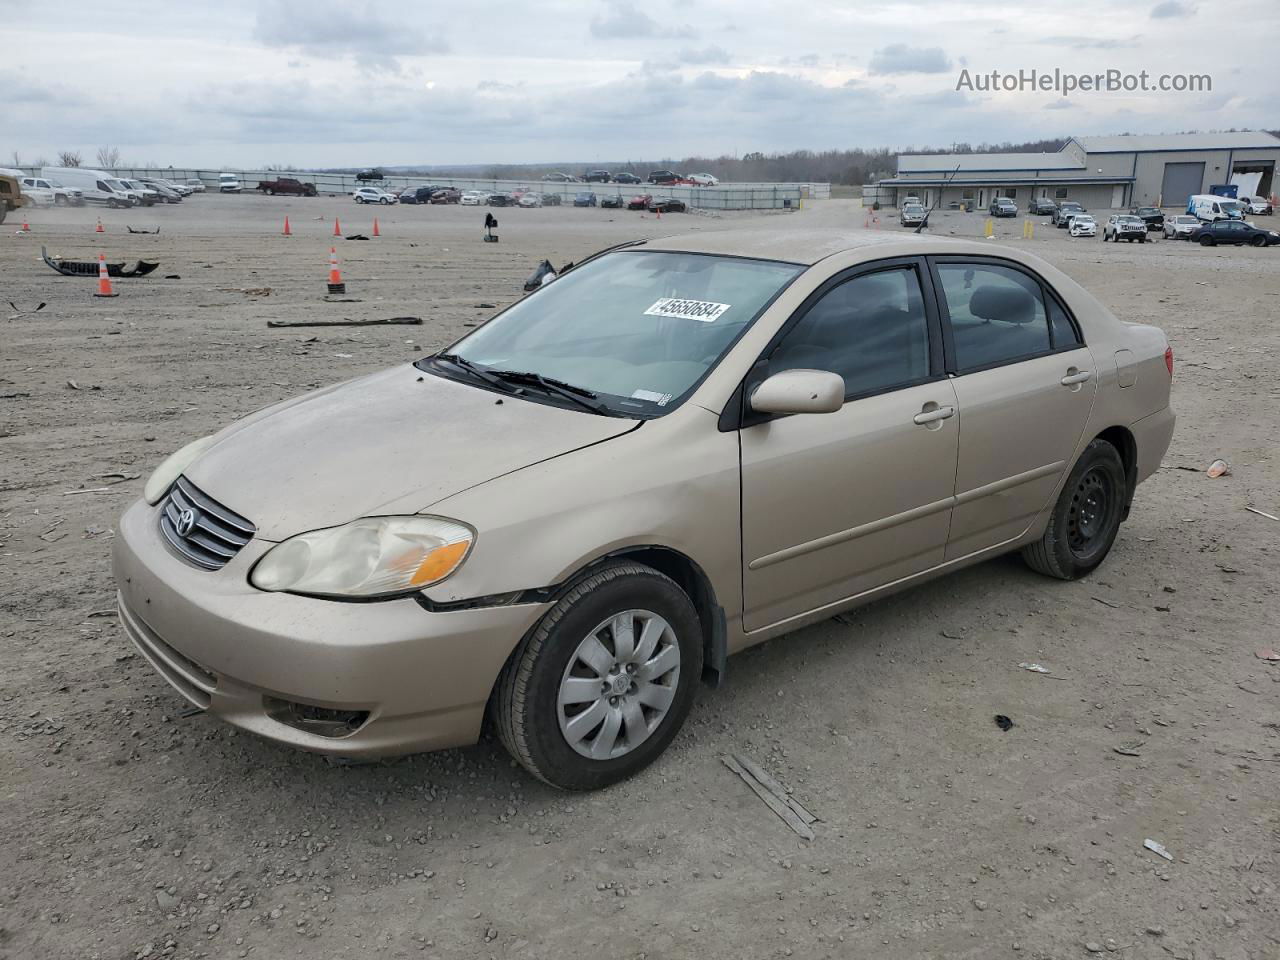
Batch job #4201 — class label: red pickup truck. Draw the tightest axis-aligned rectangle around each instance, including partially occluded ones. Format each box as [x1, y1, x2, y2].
[257, 177, 318, 197]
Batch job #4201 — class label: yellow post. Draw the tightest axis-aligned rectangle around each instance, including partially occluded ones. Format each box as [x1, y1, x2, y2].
[1022, 219, 1034, 239]
[984, 218, 994, 238]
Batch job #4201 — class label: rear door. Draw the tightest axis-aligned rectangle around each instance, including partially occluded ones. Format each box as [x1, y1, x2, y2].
[739, 259, 959, 632]
[929, 257, 1097, 560]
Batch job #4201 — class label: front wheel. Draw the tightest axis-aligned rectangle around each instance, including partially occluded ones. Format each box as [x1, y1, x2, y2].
[355, 196, 364, 203]
[494, 562, 702, 790]
[1023, 439, 1126, 580]
[380, 197, 390, 204]
[1199, 235, 1214, 246]
[1251, 235, 1266, 247]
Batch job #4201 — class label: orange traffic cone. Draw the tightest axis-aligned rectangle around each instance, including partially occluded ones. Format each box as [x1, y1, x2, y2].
[655, 206, 662, 220]
[372, 217, 380, 238]
[326, 246, 345, 295]
[93, 254, 118, 298]
[20, 216, 31, 233]
[282, 216, 292, 237]
[95, 218, 104, 234]
[332, 217, 342, 238]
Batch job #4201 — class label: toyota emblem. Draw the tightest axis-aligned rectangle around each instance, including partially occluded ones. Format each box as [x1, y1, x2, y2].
[175, 508, 198, 538]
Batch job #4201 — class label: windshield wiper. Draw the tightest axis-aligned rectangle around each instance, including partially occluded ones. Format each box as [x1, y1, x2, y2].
[487, 370, 612, 415]
[433, 352, 519, 393]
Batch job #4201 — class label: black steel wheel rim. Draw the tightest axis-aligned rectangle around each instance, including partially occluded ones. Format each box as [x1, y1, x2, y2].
[1067, 467, 1117, 560]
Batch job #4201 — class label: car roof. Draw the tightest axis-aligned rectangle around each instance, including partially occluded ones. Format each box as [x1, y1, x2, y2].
[640, 228, 1021, 266]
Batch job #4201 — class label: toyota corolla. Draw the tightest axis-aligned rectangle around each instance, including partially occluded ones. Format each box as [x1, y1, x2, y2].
[113, 230, 1174, 790]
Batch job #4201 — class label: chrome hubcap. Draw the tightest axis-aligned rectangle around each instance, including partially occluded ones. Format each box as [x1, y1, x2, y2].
[557, 609, 680, 760]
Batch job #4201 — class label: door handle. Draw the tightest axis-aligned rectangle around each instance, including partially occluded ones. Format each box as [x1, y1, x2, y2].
[1060, 369, 1093, 386]
[913, 404, 955, 425]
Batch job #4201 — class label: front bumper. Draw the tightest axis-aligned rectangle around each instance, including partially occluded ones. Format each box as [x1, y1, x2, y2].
[112, 498, 550, 757]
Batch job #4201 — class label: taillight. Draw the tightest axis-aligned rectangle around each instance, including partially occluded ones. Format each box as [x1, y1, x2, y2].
[1165, 345, 1174, 377]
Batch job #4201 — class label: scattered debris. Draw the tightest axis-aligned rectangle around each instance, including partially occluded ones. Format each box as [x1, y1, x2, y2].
[474, 303, 496, 309]
[126, 226, 160, 234]
[523, 259, 559, 291]
[1018, 662, 1050, 674]
[266, 316, 422, 328]
[1245, 506, 1279, 521]
[345, 234, 370, 241]
[1113, 741, 1145, 757]
[940, 629, 964, 639]
[62, 487, 114, 496]
[41, 246, 160, 278]
[721, 754, 815, 840]
[1143, 838, 1174, 862]
[1092, 596, 1121, 609]
[163, 274, 181, 279]
[1255, 649, 1280, 661]
[994, 714, 1013, 731]
[98, 471, 141, 484]
[86, 609, 118, 618]
[1206, 459, 1229, 478]
[7, 300, 46, 320]
[217, 287, 273, 297]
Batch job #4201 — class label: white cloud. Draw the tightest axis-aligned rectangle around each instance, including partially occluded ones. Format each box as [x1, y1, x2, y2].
[868, 44, 952, 75]
[253, 0, 448, 71]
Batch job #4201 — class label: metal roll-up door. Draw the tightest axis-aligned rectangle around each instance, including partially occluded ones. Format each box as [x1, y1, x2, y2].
[1160, 162, 1204, 207]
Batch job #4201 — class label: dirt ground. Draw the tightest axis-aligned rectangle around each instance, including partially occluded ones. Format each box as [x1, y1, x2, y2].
[2, 194, 1278, 960]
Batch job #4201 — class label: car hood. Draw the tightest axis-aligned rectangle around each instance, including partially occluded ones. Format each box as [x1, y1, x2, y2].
[185, 365, 638, 541]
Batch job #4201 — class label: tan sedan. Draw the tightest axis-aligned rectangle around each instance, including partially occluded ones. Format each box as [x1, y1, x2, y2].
[113, 230, 1175, 789]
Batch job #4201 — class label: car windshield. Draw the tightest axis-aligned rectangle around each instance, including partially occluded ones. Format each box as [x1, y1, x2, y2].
[904, 205, 924, 214]
[426, 250, 803, 417]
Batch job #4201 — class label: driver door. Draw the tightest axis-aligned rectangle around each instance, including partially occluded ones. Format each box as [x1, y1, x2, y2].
[738, 260, 959, 633]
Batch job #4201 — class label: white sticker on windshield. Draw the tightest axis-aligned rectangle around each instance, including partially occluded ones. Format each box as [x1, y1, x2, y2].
[644, 297, 731, 323]
[631, 389, 673, 406]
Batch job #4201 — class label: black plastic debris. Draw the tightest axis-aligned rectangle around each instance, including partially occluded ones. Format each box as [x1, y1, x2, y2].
[126, 226, 160, 234]
[523, 259, 557, 292]
[42, 245, 160, 278]
[994, 714, 1013, 732]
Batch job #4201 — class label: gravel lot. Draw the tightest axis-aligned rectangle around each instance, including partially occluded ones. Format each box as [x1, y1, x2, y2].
[2, 194, 1278, 960]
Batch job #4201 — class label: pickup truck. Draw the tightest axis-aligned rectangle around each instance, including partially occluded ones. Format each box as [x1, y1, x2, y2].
[257, 177, 318, 197]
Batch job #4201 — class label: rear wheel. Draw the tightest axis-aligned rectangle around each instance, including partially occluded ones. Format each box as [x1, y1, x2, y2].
[1022, 438, 1126, 580]
[1199, 235, 1214, 246]
[494, 562, 702, 790]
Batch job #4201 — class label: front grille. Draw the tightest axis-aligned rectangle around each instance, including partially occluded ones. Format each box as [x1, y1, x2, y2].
[158, 476, 256, 570]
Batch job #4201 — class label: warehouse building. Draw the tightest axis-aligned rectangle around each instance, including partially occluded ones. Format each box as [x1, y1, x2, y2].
[873, 130, 1280, 210]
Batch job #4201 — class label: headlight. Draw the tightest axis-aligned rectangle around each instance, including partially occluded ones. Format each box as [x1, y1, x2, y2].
[249, 516, 473, 599]
[144, 435, 217, 504]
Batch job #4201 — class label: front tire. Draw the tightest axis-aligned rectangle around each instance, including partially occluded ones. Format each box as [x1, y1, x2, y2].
[1023, 439, 1126, 580]
[494, 562, 702, 790]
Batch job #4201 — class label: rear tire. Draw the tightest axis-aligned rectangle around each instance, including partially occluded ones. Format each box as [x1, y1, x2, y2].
[494, 561, 702, 790]
[1022, 438, 1126, 580]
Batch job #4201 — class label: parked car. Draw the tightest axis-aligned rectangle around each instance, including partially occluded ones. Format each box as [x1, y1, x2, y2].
[902, 195, 921, 207]
[460, 190, 489, 205]
[1129, 207, 1164, 232]
[518, 192, 543, 208]
[398, 186, 430, 204]
[183, 178, 207, 193]
[1029, 197, 1058, 215]
[159, 178, 194, 197]
[1052, 201, 1085, 227]
[429, 187, 462, 204]
[258, 177, 317, 197]
[1190, 219, 1280, 247]
[900, 202, 926, 227]
[1162, 215, 1201, 240]
[600, 194, 624, 209]
[218, 174, 242, 193]
[613, 172, 642, 185]
[541, 192, 562, 207]
[17, 175, 83, 206]
[118, 179, 161, 206]
[354, 187, 397, 204]
[989, 197, 1018, 218]
[648, 197, 685, 213]
[138, 178, 186, 203]
[626, 194, 653, 210]
[1242, 196, 1273, 215]
[583, 170, 612, 183]
[687, 173, 719, 186]
[1068, 214, 1097, 238]
[356, 168, 386, 182]
[112, 230, 1175, 790]
[41, 167, 136, 207]
[1104, 214, 1148, 242]
[541, 173, 577, 183]
[488, 193, 516, 207]
[647, 170, 680, 184]
[573, 192, 598, 207]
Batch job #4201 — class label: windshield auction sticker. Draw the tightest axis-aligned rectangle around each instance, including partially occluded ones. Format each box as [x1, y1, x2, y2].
[644, 298, 731, 322]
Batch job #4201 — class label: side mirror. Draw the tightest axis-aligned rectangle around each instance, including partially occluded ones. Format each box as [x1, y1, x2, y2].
[749, 370, 845, 416]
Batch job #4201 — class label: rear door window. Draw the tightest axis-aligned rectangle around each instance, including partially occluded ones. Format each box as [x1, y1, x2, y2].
[935, 263, 1052, 371]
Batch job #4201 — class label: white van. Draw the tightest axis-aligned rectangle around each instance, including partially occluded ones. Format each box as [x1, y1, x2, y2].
[218, 173, 242, 193]
[1187, 194, 1246, 222]
[41, 167, 136, 208]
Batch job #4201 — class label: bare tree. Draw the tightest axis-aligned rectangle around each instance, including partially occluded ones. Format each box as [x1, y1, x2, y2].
[96, 145, 122, 169]
[57, 150, 82, 167]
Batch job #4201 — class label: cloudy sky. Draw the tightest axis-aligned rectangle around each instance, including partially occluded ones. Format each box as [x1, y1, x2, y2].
[3, 0, 1277, 168]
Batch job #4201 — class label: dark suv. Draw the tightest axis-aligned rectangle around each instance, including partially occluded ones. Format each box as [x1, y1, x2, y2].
[1129, 206, 1165, 231]
[584, 170, 612, 183]
[1052, 201, 1086, 227]
[613, 172, 641, 185]
[356, 168, 386, 182]
[1029, 197, 1057, 215]
[647, 170, 680, 184]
